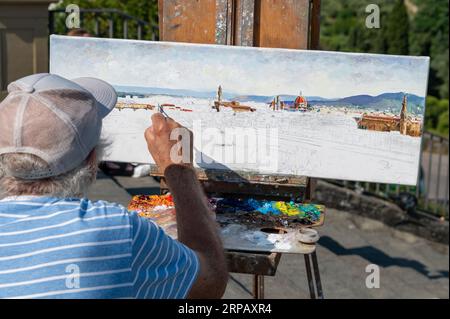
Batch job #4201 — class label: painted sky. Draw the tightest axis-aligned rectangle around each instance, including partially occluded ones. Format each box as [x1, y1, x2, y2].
[50, 35, 429, 99]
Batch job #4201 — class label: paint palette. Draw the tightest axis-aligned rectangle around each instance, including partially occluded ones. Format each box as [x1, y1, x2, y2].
[128, 194, 178, 238]
[210, 197, 325, 228]
[128, 195, 325, 228]
[128, 194, 325, 254]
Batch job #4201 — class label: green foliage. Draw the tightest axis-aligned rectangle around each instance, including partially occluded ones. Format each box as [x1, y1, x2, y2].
[425, 96, 449, 136]
[410, 0, 449, 99]
[53, 0, 159, 40]
[320, 0, 397, 54]
[437, 110, 449, 135]
[385, 0, 409, 55]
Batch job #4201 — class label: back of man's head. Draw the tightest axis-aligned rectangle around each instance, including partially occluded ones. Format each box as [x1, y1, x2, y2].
[0, 73, 117, 197]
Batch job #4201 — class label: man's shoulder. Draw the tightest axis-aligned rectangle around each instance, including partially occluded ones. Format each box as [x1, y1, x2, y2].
[0, 196, 136, 236]
[80, 198, 133, 219]
[0, 196, 129, 213]
[85, 198, 128, 212]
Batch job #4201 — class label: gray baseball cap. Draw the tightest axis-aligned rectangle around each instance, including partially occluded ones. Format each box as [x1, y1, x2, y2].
[0, 73, 117, 179]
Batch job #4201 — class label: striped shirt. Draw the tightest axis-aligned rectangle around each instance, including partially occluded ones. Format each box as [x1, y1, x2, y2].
[0, 196, 199, 299]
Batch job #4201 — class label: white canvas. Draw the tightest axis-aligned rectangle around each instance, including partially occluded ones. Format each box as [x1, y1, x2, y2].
[50, 35, 430, 185]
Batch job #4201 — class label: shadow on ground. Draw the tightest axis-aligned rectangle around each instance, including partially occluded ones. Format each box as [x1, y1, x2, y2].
[319, 236, 449, 280]
[100, 172, 160, 196]
[122, 186, 160, 196]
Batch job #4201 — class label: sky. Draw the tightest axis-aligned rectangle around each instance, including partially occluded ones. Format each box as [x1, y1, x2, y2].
[50, 35, 430, 99]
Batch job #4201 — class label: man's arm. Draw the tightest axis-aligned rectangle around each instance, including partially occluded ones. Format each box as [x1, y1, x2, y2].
[164, 164, 228, 298]
[144, 113, 228, 299]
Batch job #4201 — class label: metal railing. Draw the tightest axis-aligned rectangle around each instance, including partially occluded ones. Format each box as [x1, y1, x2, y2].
[49, 8, 158, 40]
[328, 131, 449, 218]
[419, 131, 449, 216]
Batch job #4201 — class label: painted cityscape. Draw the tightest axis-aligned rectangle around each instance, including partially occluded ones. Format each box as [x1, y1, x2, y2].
[50, 35, 429, 185]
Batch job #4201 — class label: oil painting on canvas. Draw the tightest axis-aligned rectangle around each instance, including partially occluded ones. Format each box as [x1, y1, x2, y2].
[50, 35, 429, 185]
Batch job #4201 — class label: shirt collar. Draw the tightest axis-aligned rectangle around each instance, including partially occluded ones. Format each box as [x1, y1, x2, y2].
[0, 195, 83, 202]
[0, 195, 45, 202]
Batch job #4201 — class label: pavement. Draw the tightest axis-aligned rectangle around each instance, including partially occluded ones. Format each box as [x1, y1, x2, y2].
[87, 171, 449, 299]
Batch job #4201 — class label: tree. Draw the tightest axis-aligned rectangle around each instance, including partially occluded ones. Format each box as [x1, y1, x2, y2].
[410, 0, 449, 99]
[425, 96, 449, 135]
[435, 49, 449, 99]
[385, 0, 409, 55]
[437, 110, 449, 136]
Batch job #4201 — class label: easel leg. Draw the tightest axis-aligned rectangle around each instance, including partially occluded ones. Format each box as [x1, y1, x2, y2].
[253, 275, 265, 299]
[304, 254, 316, 299]
[304, 252, 324, 299]
[311, 251, 324, 299]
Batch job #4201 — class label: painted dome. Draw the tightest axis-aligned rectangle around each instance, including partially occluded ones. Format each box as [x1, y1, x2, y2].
[295, 96, 307, 104]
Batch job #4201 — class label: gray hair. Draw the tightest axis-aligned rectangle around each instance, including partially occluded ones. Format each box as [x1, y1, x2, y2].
[0, 151, 98, 198]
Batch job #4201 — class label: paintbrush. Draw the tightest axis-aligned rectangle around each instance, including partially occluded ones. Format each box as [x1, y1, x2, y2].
[158, 103, 171, 120]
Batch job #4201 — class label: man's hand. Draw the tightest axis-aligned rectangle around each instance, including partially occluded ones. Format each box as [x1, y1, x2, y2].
[144, 113, 193, 173]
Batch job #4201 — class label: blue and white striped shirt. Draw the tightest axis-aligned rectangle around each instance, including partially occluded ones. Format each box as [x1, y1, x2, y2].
[0, 196, 199, 299]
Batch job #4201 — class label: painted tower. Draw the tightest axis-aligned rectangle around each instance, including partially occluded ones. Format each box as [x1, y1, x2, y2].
[399, 94, 408, 135]
[218, 85, 223, 103]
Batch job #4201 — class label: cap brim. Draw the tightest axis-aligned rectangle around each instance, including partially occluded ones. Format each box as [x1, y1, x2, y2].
[71, 77, 117, 118]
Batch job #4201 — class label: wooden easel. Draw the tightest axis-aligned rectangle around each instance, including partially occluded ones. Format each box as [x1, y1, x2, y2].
[157, 0, 323, 299]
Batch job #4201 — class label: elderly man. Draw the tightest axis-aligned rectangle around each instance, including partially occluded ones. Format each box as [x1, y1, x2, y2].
[0, 74, 227, 299]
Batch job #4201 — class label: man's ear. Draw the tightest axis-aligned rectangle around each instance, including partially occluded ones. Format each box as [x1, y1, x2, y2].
[86, 149, 97, 167]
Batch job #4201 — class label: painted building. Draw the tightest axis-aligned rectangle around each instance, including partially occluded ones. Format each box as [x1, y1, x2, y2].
[356, 95, 422, 137]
